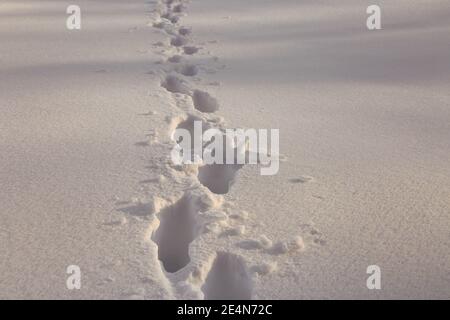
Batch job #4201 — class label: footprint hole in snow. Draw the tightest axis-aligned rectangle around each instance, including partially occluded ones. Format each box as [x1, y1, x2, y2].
[178, 64, 199, 77]
[151, 195, 201, 273]
[192, 90, 219, 113]
[161, 75, 190, 94]
[201, 252, 253, 300]
[183, 46, 200, 55]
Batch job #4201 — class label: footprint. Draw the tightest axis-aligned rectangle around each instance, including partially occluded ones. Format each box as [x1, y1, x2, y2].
[168, 55, 183, 63]
[198, 163, 243, 194]
[177, 64, 199, 77]
[201, 252, 253, 300]
[172, 115, 209, 143]
[151, 194, 201, 273]
[172, 4, 185, 13]
[179, 26, 191, 36]
[183, 46, 200, 55]
[192, 90, 219, 113]
[170, 35, 189, 47]
[198, 138, 245, 194]
[172, 116, 211, 161]
[161, 75, 190, 94]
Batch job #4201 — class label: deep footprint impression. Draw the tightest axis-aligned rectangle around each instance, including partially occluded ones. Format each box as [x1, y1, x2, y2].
[151, 195, 201, 273]
[192, 90, 220, 113]
[198, 163, 242, 195]
[201, 252, 253, 300]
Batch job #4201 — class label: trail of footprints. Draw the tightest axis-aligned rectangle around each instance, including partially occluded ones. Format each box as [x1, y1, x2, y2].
[151, 0, 251, 298]
[119, 0, 313, 299]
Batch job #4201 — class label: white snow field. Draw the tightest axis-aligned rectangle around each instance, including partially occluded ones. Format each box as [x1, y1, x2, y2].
[0, 0, 449, 299]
